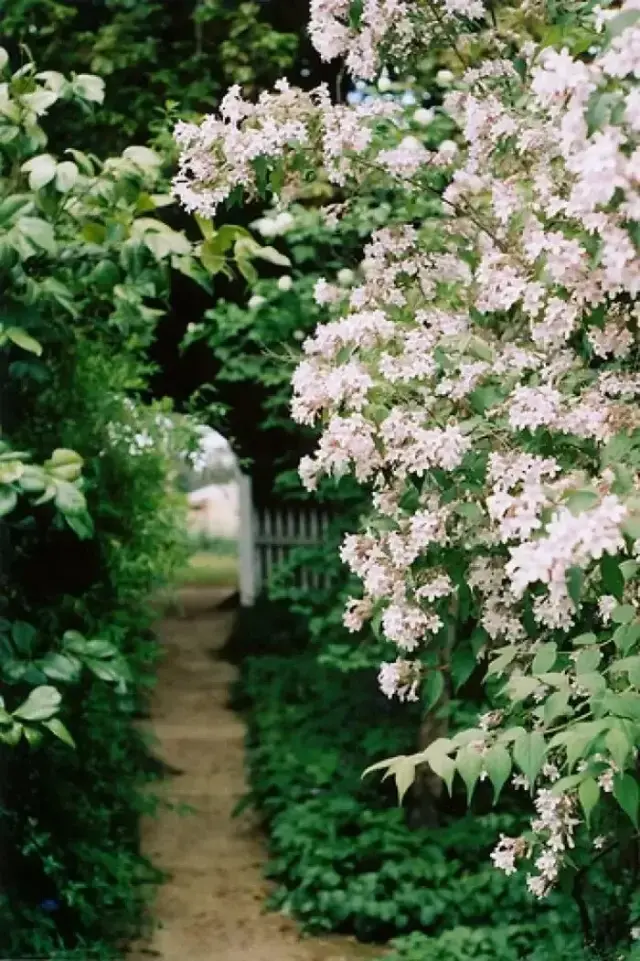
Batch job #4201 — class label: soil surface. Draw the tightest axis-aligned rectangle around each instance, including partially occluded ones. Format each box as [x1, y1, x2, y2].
[130, 587, 382, 961]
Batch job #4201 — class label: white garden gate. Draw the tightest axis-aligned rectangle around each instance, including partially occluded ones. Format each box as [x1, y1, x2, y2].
[238, 474, 332, 606]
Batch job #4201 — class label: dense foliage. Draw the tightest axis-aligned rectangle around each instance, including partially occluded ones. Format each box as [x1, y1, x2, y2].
[180, 0, 640, 956]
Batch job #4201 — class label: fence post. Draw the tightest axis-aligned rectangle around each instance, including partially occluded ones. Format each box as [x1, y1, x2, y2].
[238, 473, 256, 607]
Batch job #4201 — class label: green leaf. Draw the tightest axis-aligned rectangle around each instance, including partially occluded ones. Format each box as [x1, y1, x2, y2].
[566, 567, 584, 607]
[513, 730, 546, 785]
[46, 448, 83, 481]
[572, 633, 597, 646]
[73, 74, 105, 103]
[21, 153, 57, 190]
[422, 670, 445, 710]
[613, 623, 640, 654]
[622, 516, 640, 541]
[253, 245, 291, 267]
[450, 646, 476, 692]
[195, 214, 214, 240]
[200, 239, 227, 275]
[38, 652, 80, 683]
[23, 725, 43, 747]
[424, 738, 455, 794]
[83, 657, 126, 683]
[13, 685, 61, 721]
[575, 648, 601, 674]
[5, 327, 42, 355]
[83, 639, 118, 659]
[64, 510, 93, 539]
[578, 777, 600, 827]
[507, 675, 540, 703]
[0, 722, 24, 746]
[236, 258, 258, 284]
[12, 620, 36, 654]
[620, 561, 638, 582]
[487, 645, 517, 676]
[123, 144, 162, 168]
[613, 604, 636, 625]
[601, 555, 625, 600]
[53, 480, 86, 515]
[43, 717, 75, 748]
[18, 217, 56, 254]
[544, 690, 571, 727]
[54, 160, 79, 193]
[21, 90, 57, 115]
[484, 744, 512, 804]
[532, 642, 557, 675]
[390, 756, 418, 805]
[566, 490, 599, 515]
[606, 726, 632, 771]
[613, 773, 639, 827]
[607, 9, 640, 39]
[0, 485, 18, 516]
[456, 744, 484, 804]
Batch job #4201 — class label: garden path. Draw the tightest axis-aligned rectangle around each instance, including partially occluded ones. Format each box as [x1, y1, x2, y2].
[130, 586, 379, 961]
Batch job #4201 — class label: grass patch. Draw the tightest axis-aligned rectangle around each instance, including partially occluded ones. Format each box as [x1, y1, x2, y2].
[176, 551, 238, 588]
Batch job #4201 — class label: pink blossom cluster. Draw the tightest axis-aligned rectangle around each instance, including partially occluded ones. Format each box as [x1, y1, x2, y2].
[308, 0, 485, 80]
[175, 0, 640, 892]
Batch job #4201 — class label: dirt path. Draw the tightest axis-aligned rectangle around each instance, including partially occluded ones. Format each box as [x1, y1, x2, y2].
[131, 587, 379, 961]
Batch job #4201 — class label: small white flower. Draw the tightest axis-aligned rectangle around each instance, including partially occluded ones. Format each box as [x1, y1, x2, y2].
[413, 107, 435, 126]
[337, 268, 355, 287]
[436, 69, 455, 86]
[248, 294, 266, 309]
[277, 275, 293, 292]
[377, 70, 393, 92]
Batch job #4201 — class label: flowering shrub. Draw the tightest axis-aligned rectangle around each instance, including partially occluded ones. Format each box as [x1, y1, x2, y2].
[176, 0, 640, 946]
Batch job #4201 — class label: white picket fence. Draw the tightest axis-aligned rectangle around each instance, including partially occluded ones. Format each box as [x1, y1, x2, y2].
[238, 474, 332, 606]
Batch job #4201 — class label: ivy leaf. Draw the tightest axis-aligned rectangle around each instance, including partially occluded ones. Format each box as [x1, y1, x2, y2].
[513, 730, 546, 785]
[578, 777, 600, 827]
[613, 773, 639, 827]
[484, 744, 512, 804]
[13, 685, 61, 721]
